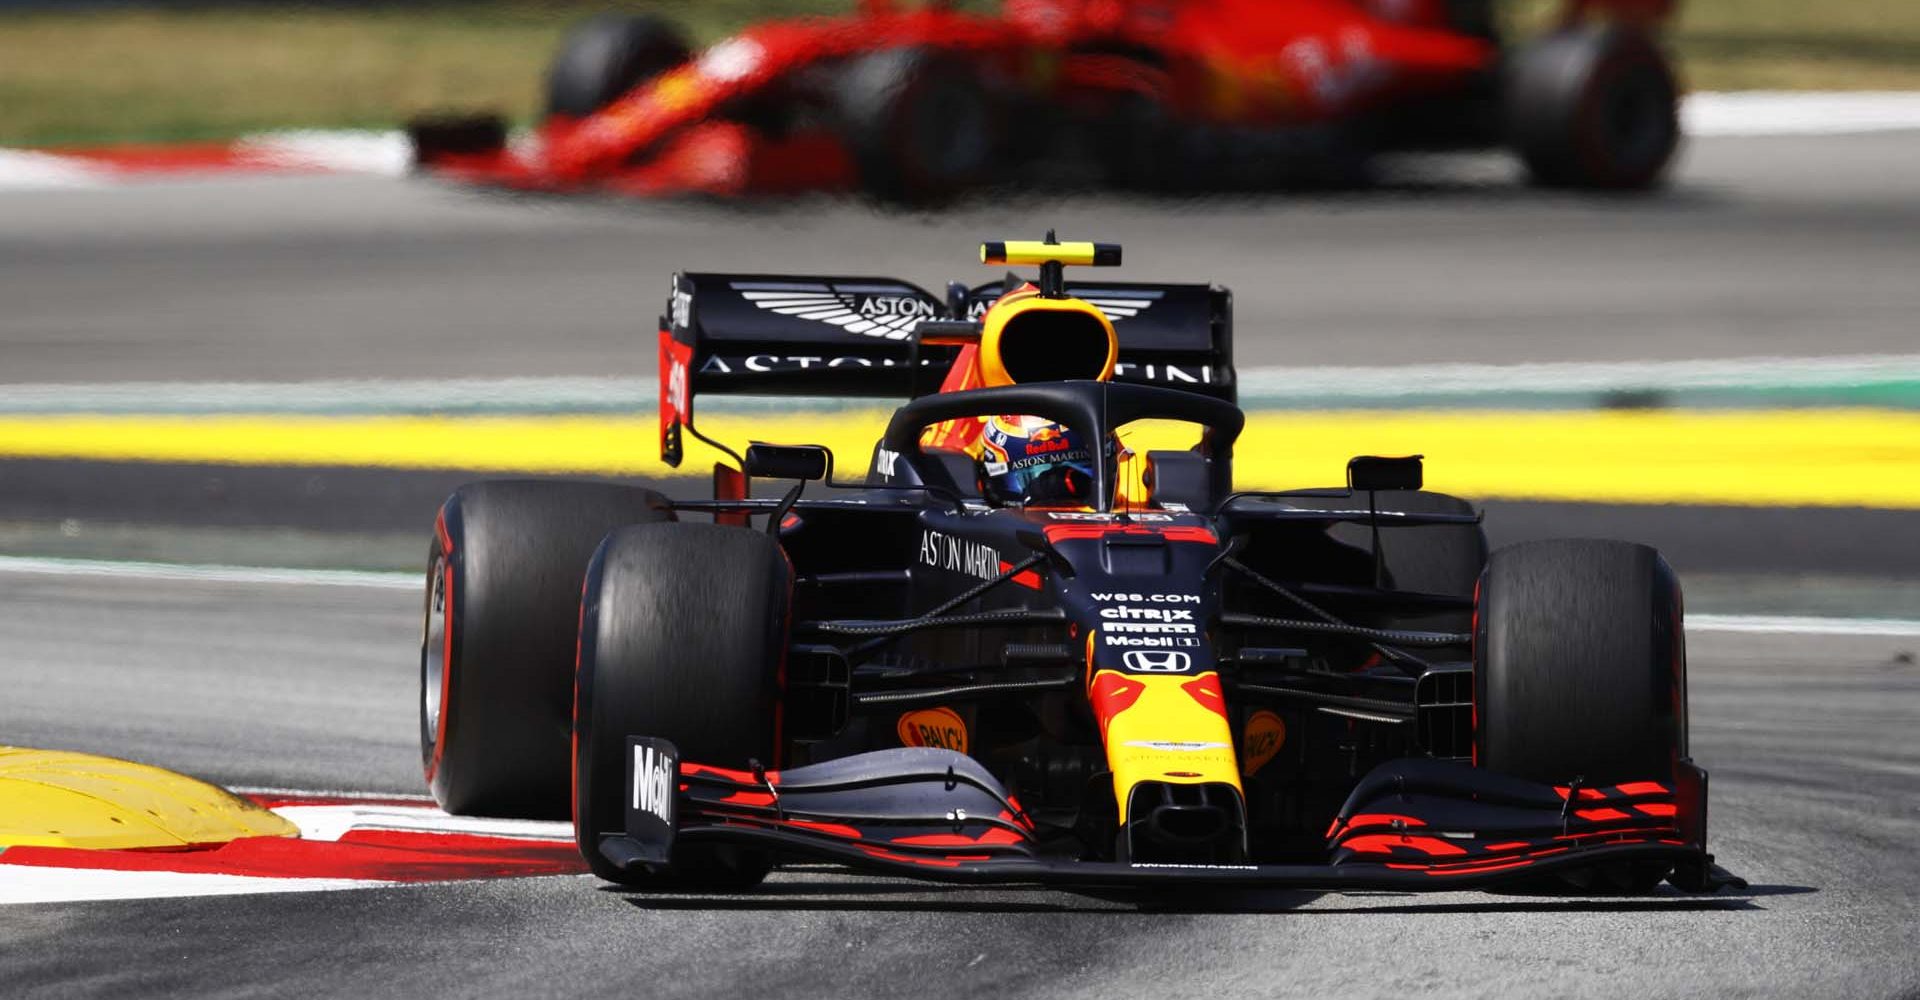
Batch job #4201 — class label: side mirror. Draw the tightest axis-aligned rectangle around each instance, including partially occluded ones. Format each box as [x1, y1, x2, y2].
[1348, 454, 1423, 492]
[744, 443, 830, 482]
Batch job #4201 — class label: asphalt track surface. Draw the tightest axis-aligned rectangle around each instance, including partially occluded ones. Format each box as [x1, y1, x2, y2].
[3, 132, 1920, 383]
[3, 567, 1918, 998]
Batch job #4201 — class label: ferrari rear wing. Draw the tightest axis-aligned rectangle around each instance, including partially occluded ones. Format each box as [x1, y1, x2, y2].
[657, 272, 1235, 466]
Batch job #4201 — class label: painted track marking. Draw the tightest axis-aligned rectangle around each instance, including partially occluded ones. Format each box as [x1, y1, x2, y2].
[0, 792, 580, 906]
[0, 867, 383, 906]
[0, 555, 415, 589]
[1, 409, 1916, 508]
[5, 354, 1920, 415]
[0, 556, 1911, 637]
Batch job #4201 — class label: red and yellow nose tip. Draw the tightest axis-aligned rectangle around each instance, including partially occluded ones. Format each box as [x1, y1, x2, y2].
[1088, 667, 1243, 822]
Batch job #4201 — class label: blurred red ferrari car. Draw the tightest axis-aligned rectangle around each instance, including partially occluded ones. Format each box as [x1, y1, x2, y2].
[410, 0, 1681, 198]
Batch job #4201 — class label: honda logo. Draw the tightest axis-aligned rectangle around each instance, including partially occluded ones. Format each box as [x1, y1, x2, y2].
[1123, 650, 1192, 673]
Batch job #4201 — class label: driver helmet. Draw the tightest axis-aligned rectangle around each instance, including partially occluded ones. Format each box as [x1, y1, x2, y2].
[980, 414, 1096, 506]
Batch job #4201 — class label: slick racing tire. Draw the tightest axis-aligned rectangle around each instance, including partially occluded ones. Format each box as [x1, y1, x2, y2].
[423, 480, 674, 819]
[1475, 538, 1685, 784]
[546, 13, 692, 118]
[574, 522, 790, 889]
[838, 50, 1002, 203]
[1506, 25, 1679, 190]
[1474, 539, 1687, 893]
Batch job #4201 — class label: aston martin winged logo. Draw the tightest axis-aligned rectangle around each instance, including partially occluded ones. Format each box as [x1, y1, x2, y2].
[962, 288, 1162, 322]
[731, 280, 1163, 341]
[1071, 288, 1164, 320]
[731, 281, 939, 341]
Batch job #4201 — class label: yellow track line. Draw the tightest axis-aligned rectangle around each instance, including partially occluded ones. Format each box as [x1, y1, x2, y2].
[1, 410, 1916, 509]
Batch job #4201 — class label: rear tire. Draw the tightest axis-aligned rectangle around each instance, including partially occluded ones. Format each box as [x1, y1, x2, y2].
[1475, 538, 1686, 784]
[573, 522, 791, 888]
[1506, 25, 1679, 190]
[546, 14, 692, 118]
[422, 480, 673, 819]
[839, 50, 1002, 202]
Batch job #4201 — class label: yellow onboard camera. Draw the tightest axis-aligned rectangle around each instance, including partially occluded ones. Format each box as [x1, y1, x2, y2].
[981, 240, 1123, 270]
[970, 233, 1122, 387]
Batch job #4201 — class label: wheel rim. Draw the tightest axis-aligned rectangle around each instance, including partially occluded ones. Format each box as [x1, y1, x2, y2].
[421, 549, 448, 773]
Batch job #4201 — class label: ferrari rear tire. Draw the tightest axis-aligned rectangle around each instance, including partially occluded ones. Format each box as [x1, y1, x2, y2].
[545, 13, 692, 118]
[839, 50, 1002, 202]
[423, 480, 673, 819]
[573, 522, 790, 888]
[1506, 25, 1679, 190]
[1475, 538, 1686, 785]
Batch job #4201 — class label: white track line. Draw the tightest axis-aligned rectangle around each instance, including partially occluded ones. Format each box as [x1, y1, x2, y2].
[0, 555, 415, 590]
[2, 554, 1913, 636]
[4, 353, 1918, 414]
[229, 784, 436, 802]
[235, 129, 412, 177]
[1235, 353, 1920, 401]
[0, 867, 385, 906]
[0, 149, 108, 191]
[1685, 92, 1920, 137]
[1688, 614, 1920, 637]
[273, 805, 573, 843]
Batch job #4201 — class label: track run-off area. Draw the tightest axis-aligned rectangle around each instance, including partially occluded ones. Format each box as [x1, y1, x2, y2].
[1, 122, 1918, 998]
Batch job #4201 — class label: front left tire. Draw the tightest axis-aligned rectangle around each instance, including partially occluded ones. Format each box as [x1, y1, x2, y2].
[1474, 537, 1686, 786]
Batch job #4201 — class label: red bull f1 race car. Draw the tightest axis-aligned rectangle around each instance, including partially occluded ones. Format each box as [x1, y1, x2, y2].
[420, 236, 1740, 894]
[410, 0, 1683, 198]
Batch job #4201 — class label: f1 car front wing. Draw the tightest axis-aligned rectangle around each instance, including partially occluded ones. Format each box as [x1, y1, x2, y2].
[599, 741, 1743, 892]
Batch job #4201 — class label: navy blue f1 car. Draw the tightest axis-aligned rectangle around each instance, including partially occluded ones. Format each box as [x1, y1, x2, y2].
[419, 236, 1740, 894]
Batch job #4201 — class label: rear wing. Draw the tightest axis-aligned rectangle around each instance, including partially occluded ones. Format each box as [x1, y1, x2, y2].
[658, 272, 1234, 466]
